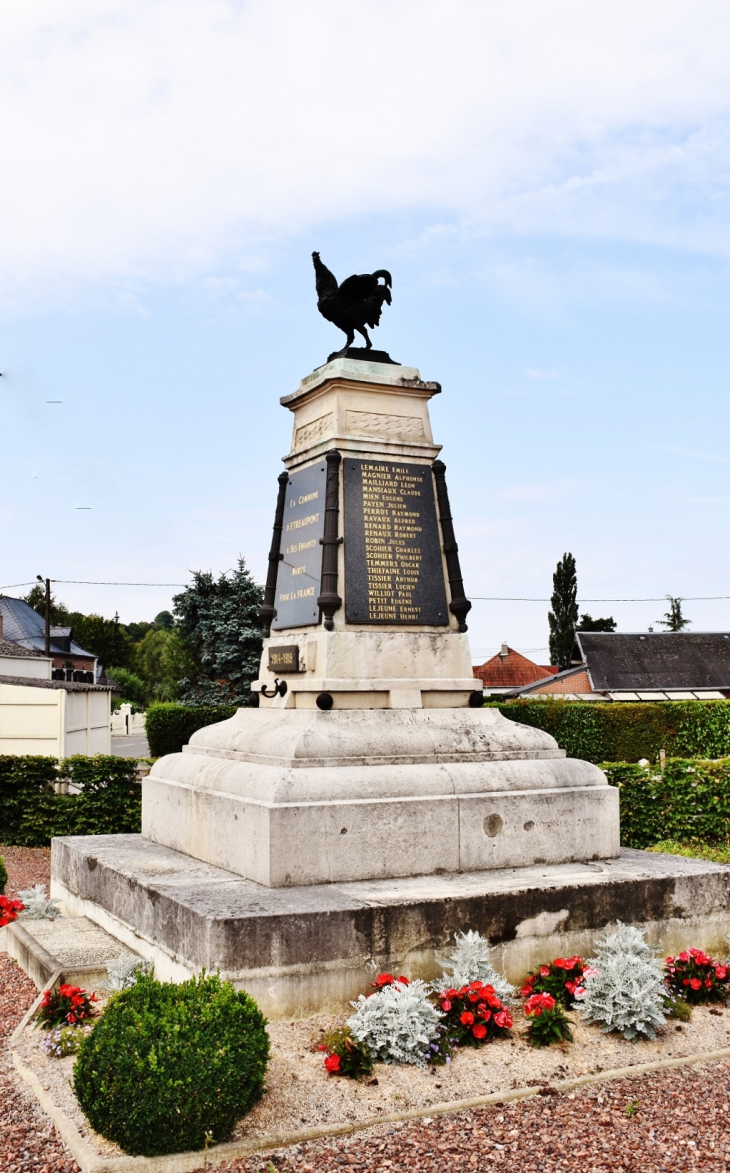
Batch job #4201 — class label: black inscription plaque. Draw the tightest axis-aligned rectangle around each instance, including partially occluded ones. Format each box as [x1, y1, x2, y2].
[272, 462, 327, 630]
[268, 644, 300, 672]
[343, 458, 449, 625]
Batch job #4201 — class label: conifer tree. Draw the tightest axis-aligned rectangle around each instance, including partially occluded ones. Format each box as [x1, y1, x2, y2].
[657, 596, 690, 631]
[548, 552, 578, 669]
[173, 558, 263, 704]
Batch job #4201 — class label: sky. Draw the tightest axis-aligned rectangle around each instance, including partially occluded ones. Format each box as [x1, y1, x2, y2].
[2, 0, 730, 662]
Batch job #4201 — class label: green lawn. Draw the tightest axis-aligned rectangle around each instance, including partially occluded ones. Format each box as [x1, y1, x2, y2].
[646, 839, 730, 865]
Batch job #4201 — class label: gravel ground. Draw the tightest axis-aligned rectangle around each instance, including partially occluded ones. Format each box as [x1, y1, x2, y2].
[3, 847, 730, 1171]
[0, 954, 80, 1173]
[0, 845, 51, 898]
[192, 1060, 730, 1172]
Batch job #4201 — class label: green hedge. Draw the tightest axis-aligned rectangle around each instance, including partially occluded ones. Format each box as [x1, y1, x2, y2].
[605, 757, 730, 849]
[0, 756, 142, 847]
[145, 703, 238, 758]
[492, 699, 730, 763]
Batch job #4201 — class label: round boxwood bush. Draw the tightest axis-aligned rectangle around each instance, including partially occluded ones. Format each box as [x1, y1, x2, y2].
[73, 972, 269, 1156]
[0, 854, 7, 895]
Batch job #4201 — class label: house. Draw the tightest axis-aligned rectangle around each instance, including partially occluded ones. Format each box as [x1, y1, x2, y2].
[473, 643, 559, 697]
[0, 596, 97, 681]
[0, 613, 113, 755]
[516, 632, 730, 701]
[0, 635, 113, 755]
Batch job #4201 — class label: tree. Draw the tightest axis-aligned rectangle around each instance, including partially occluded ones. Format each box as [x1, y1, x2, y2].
[133, 628, 195, 701]
[153, 610, 175, 630]
[576, 613, 616, 633]
[108, 666, 148, 708]
[548, 552, 578, 669]
[23, 588, 134, 668]
[173, 559, 264, 705]
[657, 596, 690, 631]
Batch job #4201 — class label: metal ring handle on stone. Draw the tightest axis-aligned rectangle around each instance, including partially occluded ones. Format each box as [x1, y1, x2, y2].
[260, 678, 288, 699]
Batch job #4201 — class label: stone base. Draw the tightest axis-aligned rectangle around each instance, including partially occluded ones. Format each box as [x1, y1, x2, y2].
[52, 835, 730, 1019]
[144, 707, 619, 886]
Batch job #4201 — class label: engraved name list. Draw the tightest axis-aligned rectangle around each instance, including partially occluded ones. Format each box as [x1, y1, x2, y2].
[343, 459, 448, 625]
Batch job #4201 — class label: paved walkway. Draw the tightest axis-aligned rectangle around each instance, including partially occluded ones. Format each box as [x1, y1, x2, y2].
[111, 734, 150, 757]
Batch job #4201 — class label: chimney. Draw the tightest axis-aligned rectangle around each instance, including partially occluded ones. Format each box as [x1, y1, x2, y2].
[499, 642, 509, 659]
[0, 612, 3, 640]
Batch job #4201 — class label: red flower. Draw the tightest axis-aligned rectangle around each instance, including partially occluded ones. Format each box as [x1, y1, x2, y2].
[324, 1053, 341, 1074]
[374, 973, 394, 988]
[460, 1011, 475, 1026]
[690, 978, 702, 990]
[440, 999, 452, 1012]
[397, 976, 410, 984]
[472, 1023, 487, 1039]
[539, 965, 550, 977]
[0, 896, 25, 928]
[520, 984, 533, 997]
[715, 967, 727, 980]
[525, 992, 555, 1017]
[67, 1013, 76, 1024]
[678, 952, 690, 962]
[494, 1010, 512, 1029]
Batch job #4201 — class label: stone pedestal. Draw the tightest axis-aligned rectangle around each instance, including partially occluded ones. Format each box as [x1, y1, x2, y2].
[142, 355, 621, 887]
[51, 835, 730, 1019]
[143, 708, 618, 887]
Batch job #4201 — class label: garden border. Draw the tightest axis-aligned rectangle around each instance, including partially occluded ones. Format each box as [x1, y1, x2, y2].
[10, 1034, 730, 1173]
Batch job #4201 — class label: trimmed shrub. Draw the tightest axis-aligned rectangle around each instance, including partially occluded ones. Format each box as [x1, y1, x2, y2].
[74, 973, 269, 1157]
[492, 699, 730, 764]
[0, 755, 142, 847]
[0, 854, 7, 894]
[604, 757, 730, 849]
[145, 702, 237, 758]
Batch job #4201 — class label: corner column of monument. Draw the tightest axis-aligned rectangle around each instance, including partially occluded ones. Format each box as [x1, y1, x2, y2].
[254, 357, 479, 710]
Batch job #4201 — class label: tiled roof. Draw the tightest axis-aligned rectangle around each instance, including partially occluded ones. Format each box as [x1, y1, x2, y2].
[474, 646, 559, 687]
[0, 596, 95, 660]
[574, 632, 730, 690]
[0, 638, 46, 659]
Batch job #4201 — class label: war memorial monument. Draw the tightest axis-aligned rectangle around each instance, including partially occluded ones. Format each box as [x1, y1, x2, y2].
[51, 257, 730, 1016]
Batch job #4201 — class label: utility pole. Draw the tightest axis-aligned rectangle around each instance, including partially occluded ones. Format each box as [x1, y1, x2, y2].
[37, 574, 51, 656]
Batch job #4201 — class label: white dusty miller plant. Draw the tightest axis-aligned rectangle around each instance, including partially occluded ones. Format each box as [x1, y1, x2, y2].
[17, 884, 60, 919]
[106, 953, 153, 991]
[347, 980, 442, 1066]
[433, 930, 515, 1004]
[575, 922, 667, 1041]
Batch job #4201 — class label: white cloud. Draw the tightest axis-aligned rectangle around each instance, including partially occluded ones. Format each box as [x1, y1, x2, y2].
[3, 1, 730, 295]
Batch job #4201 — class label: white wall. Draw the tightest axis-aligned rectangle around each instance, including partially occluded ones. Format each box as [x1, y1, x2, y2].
[0, 653, 52, 680]
[0, 682, 111, 756]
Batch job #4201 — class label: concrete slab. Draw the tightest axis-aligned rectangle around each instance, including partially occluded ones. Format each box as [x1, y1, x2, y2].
[51, 834, 730, 1018]
[2, 912, 140, 990]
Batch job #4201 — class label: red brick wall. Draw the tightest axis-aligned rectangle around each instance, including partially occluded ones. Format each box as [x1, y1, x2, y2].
[528, 669, 594, 695]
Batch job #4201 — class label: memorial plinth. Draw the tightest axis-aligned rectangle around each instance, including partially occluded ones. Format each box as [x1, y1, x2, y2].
[50, 354, 730, 1015]
[140, 356, 620, 886]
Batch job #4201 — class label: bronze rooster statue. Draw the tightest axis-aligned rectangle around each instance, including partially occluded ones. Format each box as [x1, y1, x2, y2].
[312, 252, 392, 356]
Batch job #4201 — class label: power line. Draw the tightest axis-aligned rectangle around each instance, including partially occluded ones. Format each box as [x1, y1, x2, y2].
[0, 579, 185, 591]
[53, 579, 187, 587]
[471, 595, 730, 603]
